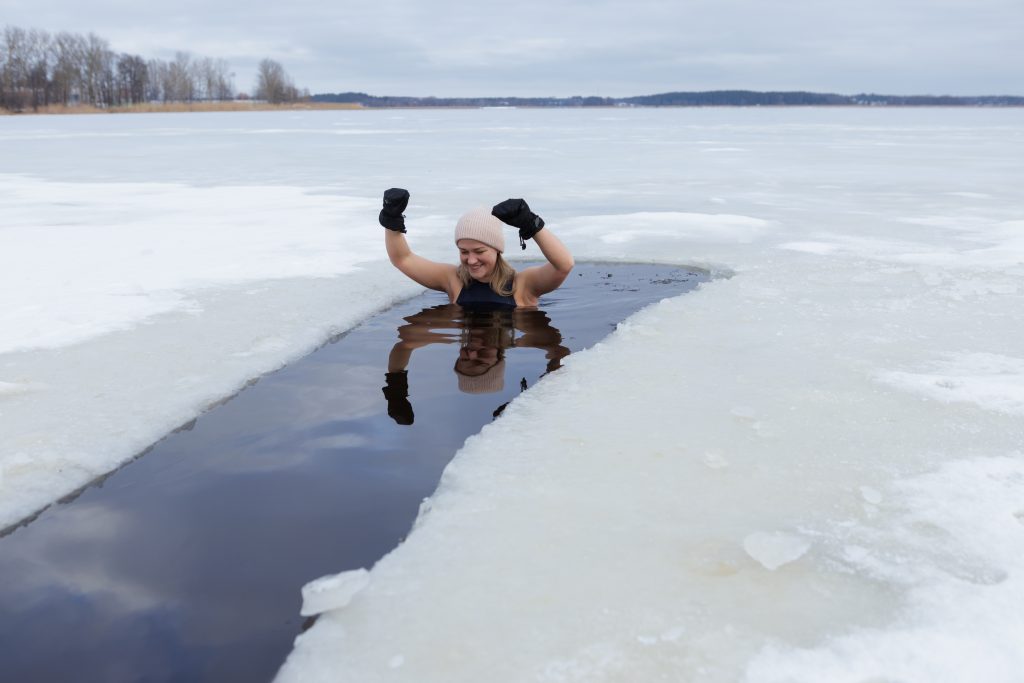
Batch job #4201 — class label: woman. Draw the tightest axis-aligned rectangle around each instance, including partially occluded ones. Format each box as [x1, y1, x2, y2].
[379, 188, 574, 310]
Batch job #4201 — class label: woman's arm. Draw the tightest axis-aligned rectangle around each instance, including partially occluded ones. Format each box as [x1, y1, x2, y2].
[380, 188, 457, 293]
[491, 198, 574, 299]
[386, 230, 457, 293]
[518, 227, 574, 297]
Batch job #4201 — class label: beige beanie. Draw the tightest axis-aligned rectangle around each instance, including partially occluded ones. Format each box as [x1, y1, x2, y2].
[455, 358, 506, 394]
[454, 208, 505, 253]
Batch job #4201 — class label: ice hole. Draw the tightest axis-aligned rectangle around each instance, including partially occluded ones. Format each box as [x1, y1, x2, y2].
[0, 262, 706, 683]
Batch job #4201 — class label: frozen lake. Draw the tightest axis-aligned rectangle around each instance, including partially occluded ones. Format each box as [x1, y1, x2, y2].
[2, 107, 1023, 681]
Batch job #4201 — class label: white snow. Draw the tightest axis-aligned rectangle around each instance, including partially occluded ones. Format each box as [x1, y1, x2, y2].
[878, 352, 1024, 415]
[746, 456, 1024, 683]
[1, 107, 1022, 681]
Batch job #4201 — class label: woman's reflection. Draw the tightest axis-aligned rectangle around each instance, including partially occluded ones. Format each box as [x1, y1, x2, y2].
[382, 305, 570, 425]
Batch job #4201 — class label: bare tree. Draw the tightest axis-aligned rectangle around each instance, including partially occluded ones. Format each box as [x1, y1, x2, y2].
[23, 28, 51, 109]
[50, 32, 86, 105]
[1, 24, 243, 111]
[213, 59, 235, 100]
[255, 58, 297, 104]
[167, 51, 194, 102]
[145, 58, 168, 102]
[1, 26, 30, 109]
[81, 33, 114, 106]
[117, 53, 147, 104]
[0, 26, 53, 110]
[197, 57, 235, 101]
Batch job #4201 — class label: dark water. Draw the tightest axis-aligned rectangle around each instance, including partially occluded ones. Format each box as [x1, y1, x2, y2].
[0, 263, 706, 683]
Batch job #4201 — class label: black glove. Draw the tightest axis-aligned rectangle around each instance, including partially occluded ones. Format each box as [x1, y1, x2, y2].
[379, 188, 410, 233]
[382, 371, 414, 425]
[492, 198, 545, 250]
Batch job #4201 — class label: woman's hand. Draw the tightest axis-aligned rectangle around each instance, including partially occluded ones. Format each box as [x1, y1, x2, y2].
[379, 188, 410, 232]
[492, 198, 545, 249]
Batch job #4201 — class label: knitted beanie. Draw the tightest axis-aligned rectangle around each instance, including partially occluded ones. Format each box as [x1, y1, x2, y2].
[455, 358, 506, 394]
[454, 208, 505, 253]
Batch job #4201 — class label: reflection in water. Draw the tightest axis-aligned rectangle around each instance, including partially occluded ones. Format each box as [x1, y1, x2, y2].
[383, 305, 570, 424]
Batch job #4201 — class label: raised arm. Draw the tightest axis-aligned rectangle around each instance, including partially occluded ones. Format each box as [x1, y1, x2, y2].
[522, 228, 574, 296]
[380, 188, 457, 293]
[492, 198, 574, 298]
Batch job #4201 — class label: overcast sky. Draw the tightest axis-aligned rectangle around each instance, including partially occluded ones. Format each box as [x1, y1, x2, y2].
[5, 0, 1022, 97]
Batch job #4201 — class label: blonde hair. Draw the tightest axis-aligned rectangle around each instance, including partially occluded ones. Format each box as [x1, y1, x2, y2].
[457, 253, 516, 297]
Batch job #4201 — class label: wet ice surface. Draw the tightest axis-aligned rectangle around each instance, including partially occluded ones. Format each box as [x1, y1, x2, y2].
[0, 263, 704, 682]
[1, 108, 1023, 681]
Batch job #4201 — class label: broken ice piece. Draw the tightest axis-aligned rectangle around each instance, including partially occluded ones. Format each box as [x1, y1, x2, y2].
[0, 381, 36, 397]
[300, 568, 370, 616]
[859, 486, 883, 504]
[730, 406, 758, 421]
[703, 451, 729, 469]
[742, 531, 811, 571]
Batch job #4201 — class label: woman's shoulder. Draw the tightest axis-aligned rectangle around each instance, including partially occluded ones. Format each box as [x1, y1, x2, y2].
[443, 266, 464, 302]
[514, 262, 571, 302]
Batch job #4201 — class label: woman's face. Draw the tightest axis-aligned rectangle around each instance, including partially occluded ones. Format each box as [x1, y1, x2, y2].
[454, 342, 500, 376]
[457, 239, 498, 282]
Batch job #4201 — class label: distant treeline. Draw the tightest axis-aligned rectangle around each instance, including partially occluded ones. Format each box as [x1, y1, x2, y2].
[312, 90, 1024, 108]
[1, 25, 304, 111]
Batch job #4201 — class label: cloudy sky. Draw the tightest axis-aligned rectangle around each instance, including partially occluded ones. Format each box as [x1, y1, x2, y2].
[5, 0, 1022, 97]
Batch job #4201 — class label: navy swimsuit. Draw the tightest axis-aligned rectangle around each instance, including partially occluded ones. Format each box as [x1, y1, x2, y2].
[456, 279, 516, 311]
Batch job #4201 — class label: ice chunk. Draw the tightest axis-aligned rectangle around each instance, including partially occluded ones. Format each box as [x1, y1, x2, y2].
[730, 406, 759, 421]
[0, 381, 36, 397]
[703, 451, 730, 469]
[859, 486, 883, 505]
[743, 532, 811, 571]
[299, 569, 370, 617]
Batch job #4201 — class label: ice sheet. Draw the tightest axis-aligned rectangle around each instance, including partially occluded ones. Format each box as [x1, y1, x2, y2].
[1, 108, 1022, 680]
[0, 178, 377, 353]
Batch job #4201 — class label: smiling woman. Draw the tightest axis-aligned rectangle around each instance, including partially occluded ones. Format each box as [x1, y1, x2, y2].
[380, 188, 575, 310]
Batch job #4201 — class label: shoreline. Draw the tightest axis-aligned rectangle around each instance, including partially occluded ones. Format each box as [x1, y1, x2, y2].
[0, 101, 365, 116]
[4, 102, 1024, 117]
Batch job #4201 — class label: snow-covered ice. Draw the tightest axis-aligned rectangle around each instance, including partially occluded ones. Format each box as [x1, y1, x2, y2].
[1, 108, 1022, 680]
[878, 352, 1024, 415]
